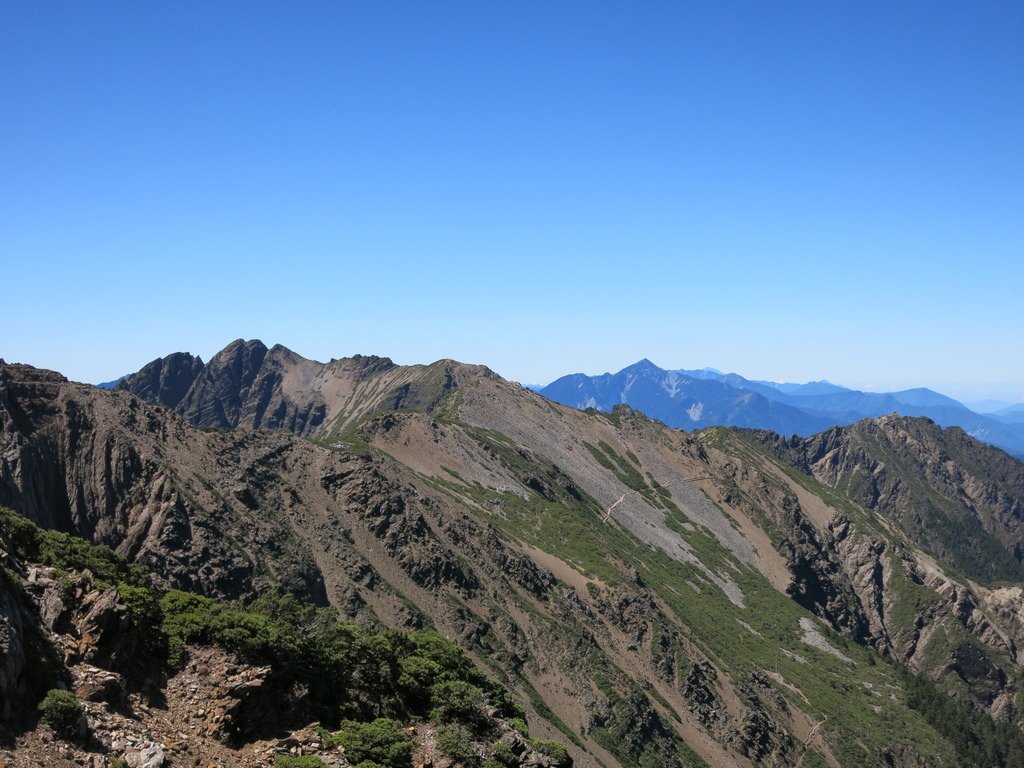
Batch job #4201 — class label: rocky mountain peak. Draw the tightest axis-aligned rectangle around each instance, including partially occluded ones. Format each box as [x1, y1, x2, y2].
[0, 362, 66, 385]
[117, 351, 204, 409]
[328, 353, 398, 380]
[205, 338, 269, 373]
[622, 358, 663, 375]
[431, 358, 497, 383]
[265, 342, 308, 361]
[112, 343, 501, 439]
[763, 413, 1024, 585]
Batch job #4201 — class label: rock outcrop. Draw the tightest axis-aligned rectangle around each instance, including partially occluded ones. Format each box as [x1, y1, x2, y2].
[116, 352, 204, 411]
[760, 415, 1024, 584]
[117, 340, 494, 438]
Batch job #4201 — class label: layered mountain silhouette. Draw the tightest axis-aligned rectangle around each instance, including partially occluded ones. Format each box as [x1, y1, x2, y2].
[991, 403, 1024, 425]
[539, 359, 1024, 458]
[117, 338, 492, 437]
[4, 340, 1024, 766]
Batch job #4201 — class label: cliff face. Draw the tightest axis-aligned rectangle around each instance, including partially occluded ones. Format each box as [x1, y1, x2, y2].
[730, 420, 1024, 715]
[756, 415, 1024, 583]
[6, 356, 1024, 766]
[119, 340, 328, 434]
[117, 351, 204, 410]
[0, 362, 326, 600]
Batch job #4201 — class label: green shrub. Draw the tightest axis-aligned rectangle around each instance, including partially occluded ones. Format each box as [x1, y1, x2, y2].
[0, 507, 44, 557]
[332, 718, 414, 768]
[408, 630, 475, 679]
[37, 531, 149, 587]
[490, 742, 519, 767]
[0, 508, 148, 589]
[398, 654, 442, 709]
[37, 689, 83, 737]
[530, 738, 572, 767]
[116, 583, 168, 657]
[430, 680, 487, 725]
[436, 723, 476, 762]
[166, 634, 187, 670]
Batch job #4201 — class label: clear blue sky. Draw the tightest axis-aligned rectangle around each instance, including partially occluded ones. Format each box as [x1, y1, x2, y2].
[2, 2, 1022, 401]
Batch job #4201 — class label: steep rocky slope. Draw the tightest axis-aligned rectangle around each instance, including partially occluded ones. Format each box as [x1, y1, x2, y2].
[754, 416, 1024, 584]
[0, 509, 567, 768]
[6, 353, 1024, 766]
[117, 339, 492, 437]
[706, 424, 1024, 720]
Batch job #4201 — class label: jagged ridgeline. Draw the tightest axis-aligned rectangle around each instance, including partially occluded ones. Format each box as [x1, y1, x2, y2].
[5, 345, 1024, 766]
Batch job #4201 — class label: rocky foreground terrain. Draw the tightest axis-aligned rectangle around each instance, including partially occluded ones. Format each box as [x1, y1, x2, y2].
[5, 341, 1024, 766]
[0, 508, 569, 767]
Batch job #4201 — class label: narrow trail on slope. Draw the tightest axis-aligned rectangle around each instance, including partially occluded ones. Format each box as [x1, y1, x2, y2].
[794, 717, 829, 768]
[601, 475, 713, 523]
[805, 716, 826, 743]
[604, 492, 633, 522]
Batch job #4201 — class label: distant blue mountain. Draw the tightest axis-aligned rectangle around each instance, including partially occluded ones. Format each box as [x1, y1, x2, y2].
[541, 360, 836, 437]
[538, 360, 1024, 458]
[767, 380, 852, 396]
[95, 376, 127, 389]
[991, 404, 1024, 425]
[965, 399, 1015, 414]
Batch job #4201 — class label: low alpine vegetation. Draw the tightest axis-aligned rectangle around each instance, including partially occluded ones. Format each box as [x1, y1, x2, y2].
[37, 689, 83, 738]
[0, 508, 570, 766]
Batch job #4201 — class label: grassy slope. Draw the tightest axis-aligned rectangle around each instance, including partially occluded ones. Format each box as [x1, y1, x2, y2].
[714, 429, 1024, 717]
[422, 420, 960, 767]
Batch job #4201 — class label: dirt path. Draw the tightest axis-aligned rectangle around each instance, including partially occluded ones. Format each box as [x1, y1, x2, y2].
[603, 491, 636, 521]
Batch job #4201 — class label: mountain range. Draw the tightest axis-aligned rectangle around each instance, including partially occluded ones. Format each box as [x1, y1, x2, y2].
[4, 340, 1024, 766]
[538, 359, 1024, 458]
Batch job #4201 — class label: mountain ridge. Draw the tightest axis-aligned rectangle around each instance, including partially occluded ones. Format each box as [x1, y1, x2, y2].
[7, 347, 1024, 766]
[117, 339, 496, 438]
[539, 359, 1024, 458]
